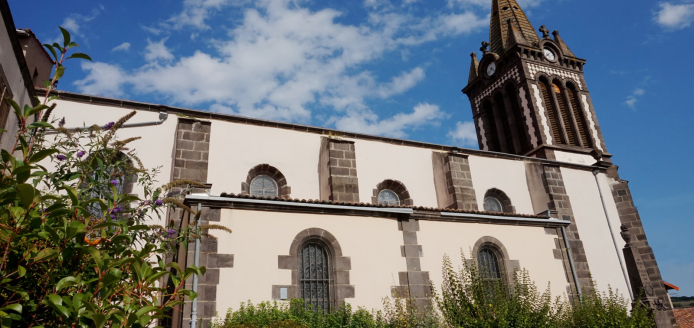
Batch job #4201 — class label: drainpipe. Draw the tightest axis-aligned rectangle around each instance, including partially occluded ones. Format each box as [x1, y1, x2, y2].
[592, 171, 634, 301]
[45, 111, 169, 134]
[190, 203, 202, 328]
[560, 225, 583, 301]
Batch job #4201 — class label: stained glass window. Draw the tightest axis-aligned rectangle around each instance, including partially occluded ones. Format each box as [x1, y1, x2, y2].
[377, 190, 400, 206]
[299, 242, 331, 312]
[250, 175, 278, 197]
[484, 197, 503, 212]
[478, 248, 503, 295]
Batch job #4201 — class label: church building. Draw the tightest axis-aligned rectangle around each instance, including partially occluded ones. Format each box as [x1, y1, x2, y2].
[0, 0, 679, 327]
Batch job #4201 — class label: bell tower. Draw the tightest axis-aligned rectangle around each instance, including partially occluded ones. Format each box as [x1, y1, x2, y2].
[462, 0, 610, 163]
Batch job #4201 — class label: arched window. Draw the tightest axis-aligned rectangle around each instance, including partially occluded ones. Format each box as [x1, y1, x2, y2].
[249, 175, 278, 197]
[539, 79, 564, 145]
[553, 82, 579, 146]
[377, 190, 400, 206]
[478, 247, 504, 292]
[299, 241, 332, 311]
[484, 197, 503, 212]
[494, 92, 515, 154]
[566, 83, 591, 148]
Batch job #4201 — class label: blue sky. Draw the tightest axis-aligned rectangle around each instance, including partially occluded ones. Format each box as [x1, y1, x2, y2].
[9, 0, 694, 296]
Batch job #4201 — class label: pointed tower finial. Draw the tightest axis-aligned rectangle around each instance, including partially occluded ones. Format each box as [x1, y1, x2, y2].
[489, 0, 540, 54]
[552, 30, 576, 57]
[468, 52, 480, 84]
[505, 18, 528, 49]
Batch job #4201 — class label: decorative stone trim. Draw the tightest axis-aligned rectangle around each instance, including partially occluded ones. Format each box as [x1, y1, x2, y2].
[608, 175, 676, 327]
[541, 165, 593, 299]
[393, 218, 432, 310]
[470, 236, 520, 286]
[327, 139, 360, 203]
[373, 180, 413, 206]
[444, 154, 479, 210]
[527, 63, 583, 90]
[276, 228, 355, 308]
[484, 188, 515, 213]
[241, 164, 291, 198]
[473, 67, 521, 109]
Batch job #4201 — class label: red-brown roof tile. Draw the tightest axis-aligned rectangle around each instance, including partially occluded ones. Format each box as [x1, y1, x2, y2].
[675, 307, 694, 328]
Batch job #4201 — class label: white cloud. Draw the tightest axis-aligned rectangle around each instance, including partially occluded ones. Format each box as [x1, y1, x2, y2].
[76, 0, 485, 137]
[144, 38, 174, 62]
[448, 0, 543, 8]
[448, 121, 478, 146]
[655, 2, 694, 30]
[49, 8, 103, 44]
[111, 42, 131, 52]
[624, 88, 645, 109]
[167, 0, 240, 30]
[141, 25, 163, 35]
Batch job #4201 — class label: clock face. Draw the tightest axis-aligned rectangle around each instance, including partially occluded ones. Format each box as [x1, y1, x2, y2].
[543, 48, 556, 61]
[486, 62, 497, 76]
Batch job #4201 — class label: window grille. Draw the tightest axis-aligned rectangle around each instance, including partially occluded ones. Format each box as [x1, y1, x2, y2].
[250, 175, 278, 197]
[478, 248, 503, 295]
[299, 242, 331, 312]
[539, 81, 564, 145]
[377, 190, 400, 206]
[484, 197, 503, 212]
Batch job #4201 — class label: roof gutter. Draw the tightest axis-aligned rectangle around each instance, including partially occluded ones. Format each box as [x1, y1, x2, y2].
[439, 211, 571, 227]
[45, 111, 168, 134]
[184, 194, 415, 214]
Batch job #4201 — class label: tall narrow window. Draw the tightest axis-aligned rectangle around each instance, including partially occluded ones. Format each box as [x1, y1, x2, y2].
[483, 100, 501, 151]
[506, 84, 531, 153]
[494, 93, 515, 154]
[567, 85, 591, 148]
[478, 248, 503, 294]
[539, 80, 564, 145]
[553, 83, 579, 146]
[300, 242, 331, 312]
[250, 175, 278, 197]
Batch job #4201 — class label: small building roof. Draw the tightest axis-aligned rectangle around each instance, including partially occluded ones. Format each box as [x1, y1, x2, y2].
[674, 307, 694, 328]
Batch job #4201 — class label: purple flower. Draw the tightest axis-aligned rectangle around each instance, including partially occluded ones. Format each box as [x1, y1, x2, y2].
[111, 206, 124, 214]
[59, 117, 65, 127]
[167, 229, 177, 238]
[103, 122, 115, 130]
[110, 180, 119, 186]
[110, 214, 115, 219]
[155, 199, 163, 206]
[76, 151, 86, 158]
[55, 154, 67, 161]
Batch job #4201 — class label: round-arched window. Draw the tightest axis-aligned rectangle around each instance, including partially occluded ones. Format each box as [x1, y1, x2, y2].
[377, 190, 400, 206]
[250, 175, 278, 197]
[484, 197, 503, 212]
[478, 247, 503, 294]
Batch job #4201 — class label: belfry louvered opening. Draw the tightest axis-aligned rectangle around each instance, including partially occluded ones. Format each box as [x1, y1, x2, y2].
[505, 84, 531, 153]
[553, 82, 580, 147]
[566, 83, 591, 148]
[494, 92, 516, 154]
[539, 78, 564, 145]
[483, 100, 502, 152]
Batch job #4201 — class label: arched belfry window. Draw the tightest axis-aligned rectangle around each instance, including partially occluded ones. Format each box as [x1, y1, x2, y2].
[299, 241, 332, 311]
[566, 83, 591, 148]
[483, 100, 501, 152]
[505, 83, 531, 153]
[377, 190, 400, 206]
[250, 175, 278, 197]
[539, 78, 564, 145]
[553, 82, 579, 147]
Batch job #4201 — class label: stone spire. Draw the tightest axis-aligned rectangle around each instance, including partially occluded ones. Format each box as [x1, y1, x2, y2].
[505, 18, 528, 50]
[468, 52, 480, 84]
[552, 30, 576, 57]
[489, 0, 540, 55]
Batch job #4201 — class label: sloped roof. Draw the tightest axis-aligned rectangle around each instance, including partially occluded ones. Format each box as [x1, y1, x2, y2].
[675, 307, 694, 328]
[489, 0, 540, 55]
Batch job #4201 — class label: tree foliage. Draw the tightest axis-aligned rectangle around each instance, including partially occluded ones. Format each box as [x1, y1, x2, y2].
[0, 28, 213, 328]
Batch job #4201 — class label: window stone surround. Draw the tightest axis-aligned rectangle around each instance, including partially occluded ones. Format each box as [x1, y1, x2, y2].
[241, 164, 291, 198]
[470, 236, 520, 287]
[484, 188, 515, 213]
[373, 180, 413, 206]
[275, 228, 355, 308]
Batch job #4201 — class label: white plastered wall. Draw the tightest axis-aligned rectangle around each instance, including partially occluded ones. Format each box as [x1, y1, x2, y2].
[211, 209, 406, 317]
[468, 155, 535, 214]
[553, 150, 596, 166]
[207, 122, 321, 200]
[43, 100, 177, 225]
[352, 138, 438, 207]
[418, 220, 570, 299]
[561, 168, 631, 300]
